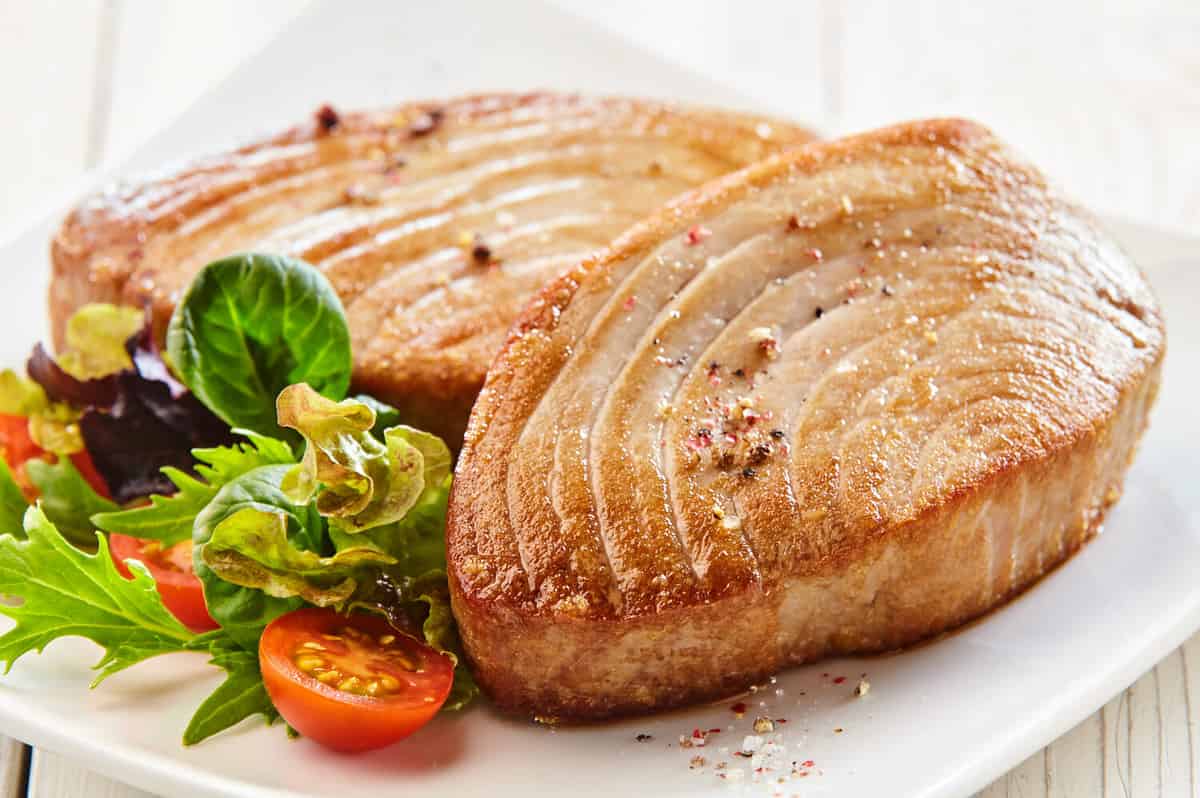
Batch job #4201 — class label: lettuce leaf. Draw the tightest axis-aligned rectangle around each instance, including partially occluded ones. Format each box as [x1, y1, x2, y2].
[182, 633, 279, 745]
[25, 457, 118, 549]
[200, 506, 394, 605]
[0, 459, 28, 538]
[0, 369, 84, 456]
[166, 254, 352, 441]
[55, 304, 143, 380]
[0, 506, 193, 684]
[92, 431, 294, 546]
[277, 384, 451, 533]
[192, 464, 320, 650]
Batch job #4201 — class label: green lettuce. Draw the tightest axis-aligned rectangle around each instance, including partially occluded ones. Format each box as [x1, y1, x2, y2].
[92, 430, 294, 546]
[277, 383, 451, 533]
[0, 506, 192, 684]
[25, 457, 117, 549]
[0, 369, 84, 456]
[55, 304, 143, 380]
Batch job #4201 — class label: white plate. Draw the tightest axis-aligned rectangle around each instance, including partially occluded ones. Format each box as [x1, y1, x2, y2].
[1, 2, 1197, 796]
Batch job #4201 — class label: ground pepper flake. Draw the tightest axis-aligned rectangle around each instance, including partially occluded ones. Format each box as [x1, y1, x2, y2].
[731, 701, 747, 715]
[409, 108, 444, 137]
[635, 733, 653, 742]
[832, 676, 846, 684]
[686, 225, 712, 245]
[622, 295, 637, 311]
[314, 104, 340, 132]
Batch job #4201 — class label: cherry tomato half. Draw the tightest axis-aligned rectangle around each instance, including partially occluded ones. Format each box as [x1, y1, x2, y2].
[109, 533, 219, 633]
[0, 413, 43, 496]
[259, 607, 454, 752]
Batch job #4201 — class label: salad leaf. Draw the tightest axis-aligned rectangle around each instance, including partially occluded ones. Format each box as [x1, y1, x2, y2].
[0, 459, 28, 538]
[27, 342, 119, 408]
[277, 384, 451, 533]
[55, 304, 143, 380]
[201, 507, 394, 605]
[25, 457, 117, 548]
[92, 431, 294, 546]
[0, 506, 192, 685]
[0, 369, 50, 416]
[192, 464, 322, 649]
[183, 634, 279, 746]
[0, 369, 84, 456]
[24, 309, 235, 502]
[166, 254, 352, 440]
[352, 394, 401, 440]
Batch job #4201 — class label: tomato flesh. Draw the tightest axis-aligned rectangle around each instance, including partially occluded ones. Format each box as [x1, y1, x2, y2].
[109, 533, 219, 632]
[259, 607, 454, 752]
[0, 413, 43, 497]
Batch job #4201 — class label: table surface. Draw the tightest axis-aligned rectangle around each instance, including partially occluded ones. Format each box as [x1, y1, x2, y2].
[1, 1, 1197, 795]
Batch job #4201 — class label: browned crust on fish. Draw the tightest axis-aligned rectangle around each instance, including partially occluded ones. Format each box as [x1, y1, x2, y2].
[447, 119, 1165, 719]
[49, 92, 813, 444]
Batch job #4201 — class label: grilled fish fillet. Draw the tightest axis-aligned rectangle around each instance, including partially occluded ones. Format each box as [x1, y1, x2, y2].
[50, 93, 812, 444]
[447, 119, 1165, 720]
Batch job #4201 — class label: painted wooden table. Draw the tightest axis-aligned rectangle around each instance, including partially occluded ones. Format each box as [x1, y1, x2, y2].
[1, 1, 1196, 795]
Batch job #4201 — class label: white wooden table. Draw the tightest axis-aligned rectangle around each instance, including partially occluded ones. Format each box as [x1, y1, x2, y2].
[1, 1, 1197, 795]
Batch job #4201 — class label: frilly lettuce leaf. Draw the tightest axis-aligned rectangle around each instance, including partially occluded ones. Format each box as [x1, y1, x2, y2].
[277, 384, 450, 533]
[200, 506, 395, 606]
[56, 304, 143, 380]
[0, 369, 84, 456]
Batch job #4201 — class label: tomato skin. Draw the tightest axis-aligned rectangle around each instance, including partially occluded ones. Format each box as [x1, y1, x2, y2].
[0, 413, 44, 496]
[109, 533, 219, 633]
[259, 608, 454, 753]
[70, 449, 111, 498]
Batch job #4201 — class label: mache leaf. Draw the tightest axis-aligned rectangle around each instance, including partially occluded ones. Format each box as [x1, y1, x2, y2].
[0, 506, 192, 685]
[92, 430, 294, 546]
[25, 457, 118, 548]
[183, 634, 279, 745]
[166, 254, 352, 440]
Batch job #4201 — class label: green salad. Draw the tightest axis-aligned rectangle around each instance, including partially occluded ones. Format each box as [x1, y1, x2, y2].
[0, 253, 475, 751]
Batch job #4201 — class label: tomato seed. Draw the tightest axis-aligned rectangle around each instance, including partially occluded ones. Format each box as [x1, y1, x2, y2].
[295, 655, 325, 673]
[299, 641, 327, 651]
[316, 670, 342, 684]
[379, 634, 395, 645]
[378, 675, 400, 691]
[338, 676, 364, 694]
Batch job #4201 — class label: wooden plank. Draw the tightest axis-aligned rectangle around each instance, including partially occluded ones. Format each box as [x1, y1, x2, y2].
[1045, 712, 1104, 797]
[1156, 648, 1194, 796]
[1101, 690, 1132, 797]
[0, 737, 27, 798]
[28, 750, 152, 798]
[1127, 666, 1162, 795]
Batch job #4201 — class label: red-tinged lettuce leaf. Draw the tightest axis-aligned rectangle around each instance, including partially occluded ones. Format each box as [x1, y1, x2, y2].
[27, 343, 118, 407]
[28, 310, 235, 503]
[81, 371, 235, 503]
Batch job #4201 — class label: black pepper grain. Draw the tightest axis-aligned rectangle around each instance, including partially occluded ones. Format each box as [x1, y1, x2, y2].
[315, 104, 340, 132]
[815, 306, 824, 318]
[770, 429, 785, 440]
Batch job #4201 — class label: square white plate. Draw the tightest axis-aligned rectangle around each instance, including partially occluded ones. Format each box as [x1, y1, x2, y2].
[0, 2, 1196, 796]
